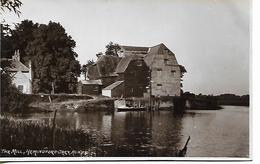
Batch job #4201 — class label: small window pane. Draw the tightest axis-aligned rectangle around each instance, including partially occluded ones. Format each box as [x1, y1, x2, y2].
[18, 85, 23, 93]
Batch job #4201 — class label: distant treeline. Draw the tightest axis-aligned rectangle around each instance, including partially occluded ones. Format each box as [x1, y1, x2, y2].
[183, 92, 249, 107]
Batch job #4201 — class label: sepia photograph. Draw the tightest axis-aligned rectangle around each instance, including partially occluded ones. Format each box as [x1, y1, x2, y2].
[0, 0, 251, 161]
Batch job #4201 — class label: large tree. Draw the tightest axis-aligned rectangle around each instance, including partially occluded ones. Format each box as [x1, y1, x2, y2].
[1, 0, 24, 113]
[1, 24, 13, 58]
[81, 59, 94, 80]
[10, 20, 39, 61]
[0, 0, 22, 17]
[1, 0, 23, 59]
[0, 71, 25, 113]
[22, 21, 81, 93]
[105, 41, 120, 56]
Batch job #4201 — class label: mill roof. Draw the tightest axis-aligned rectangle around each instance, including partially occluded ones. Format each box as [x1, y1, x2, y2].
[120, 45, 149, 52]
[115, 54, 144, 73]
[87, 55, 121, 79]
[144, 43, 177, 66]
[80, 79, 102, 85]
[103, 80, 124, 90]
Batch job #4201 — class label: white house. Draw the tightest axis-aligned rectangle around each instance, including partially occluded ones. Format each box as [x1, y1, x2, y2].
[0, 50, 32, 94]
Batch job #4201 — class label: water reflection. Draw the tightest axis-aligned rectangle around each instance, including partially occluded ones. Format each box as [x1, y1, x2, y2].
[19, 106, 249, 157]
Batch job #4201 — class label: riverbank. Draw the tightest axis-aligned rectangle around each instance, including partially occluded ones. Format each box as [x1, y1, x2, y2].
[22, 94, 115, 113]
[183, 92, 249, 107]
[0, 115, 103, 157]
[18, 93, 249, 113]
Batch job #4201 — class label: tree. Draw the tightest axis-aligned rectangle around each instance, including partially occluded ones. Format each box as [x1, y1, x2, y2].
[81, 59, 94, 80]
[1, 0, 24, 113]
[18, 21, 81, 93]
[9, 20, 39, 61]
[105, 41, 120, 56]
[0, 71, 25, 113]
[1, 24, 13, 58]
[1, 0, 23, 58]
[180, 65, 187, 78]
[0, 0, 22, 17]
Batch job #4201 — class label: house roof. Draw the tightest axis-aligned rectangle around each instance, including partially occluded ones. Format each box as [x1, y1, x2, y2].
[13, 70, 31, 81]
[88, 55, 121, 79]
[115, 55, 134, 73]
[103, 80, 124, 90]
[80, 79, 102, 85]
[115, 54, 144, 73]
[0, 58, 30, 72]
[120, 45, 149, 52]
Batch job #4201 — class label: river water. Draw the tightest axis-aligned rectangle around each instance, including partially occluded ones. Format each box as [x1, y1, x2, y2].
[20, 105, 249, 157]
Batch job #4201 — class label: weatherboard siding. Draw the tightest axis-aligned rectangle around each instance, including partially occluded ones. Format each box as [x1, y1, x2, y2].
[123, 59, 149, 98]
[150, 49, 181, 97]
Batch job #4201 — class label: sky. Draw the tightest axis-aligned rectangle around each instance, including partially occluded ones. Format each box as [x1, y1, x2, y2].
[2, 0, 250, 95]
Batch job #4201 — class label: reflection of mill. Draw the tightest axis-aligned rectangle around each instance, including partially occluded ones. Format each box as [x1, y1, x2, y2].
[111, 110, 185, 156]
[111, 111, 153, 156]
[150, 112, 183, 156]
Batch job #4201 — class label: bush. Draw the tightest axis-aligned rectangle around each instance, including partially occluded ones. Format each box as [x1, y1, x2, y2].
[0, 116, 96, 151]
[0, 72, 25, 113]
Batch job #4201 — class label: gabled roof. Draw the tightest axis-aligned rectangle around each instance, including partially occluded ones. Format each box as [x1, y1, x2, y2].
[0, 58, 30, 72]
[120, 45, 149, 52]
[115, 55, 134, 73]
[88, 55, 121, 79]
[115, 54, 144, 73]
[103, 81, 124, 90]
[80, 79, 102, 85]
[144, 43, 177, 66]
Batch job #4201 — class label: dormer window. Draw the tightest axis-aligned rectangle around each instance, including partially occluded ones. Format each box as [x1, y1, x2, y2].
[163, 48, 169, 54]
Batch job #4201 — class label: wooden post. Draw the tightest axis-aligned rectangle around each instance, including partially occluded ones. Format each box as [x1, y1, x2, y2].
[52, 109, 57, 149]
[149, 68, 152, 111]
[51, 82, 55, 95]
[177, 136, 190, 157]
[49, 95, 57, 149]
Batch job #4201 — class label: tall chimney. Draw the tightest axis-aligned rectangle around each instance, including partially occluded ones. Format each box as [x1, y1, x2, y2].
[12, 50, 20, 61]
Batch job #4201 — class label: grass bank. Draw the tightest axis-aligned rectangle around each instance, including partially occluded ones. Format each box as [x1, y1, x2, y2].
[0, 116, 101, 157]
[22, 94, 115, 113]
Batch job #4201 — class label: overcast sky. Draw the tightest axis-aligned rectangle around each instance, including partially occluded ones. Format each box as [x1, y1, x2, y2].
[2, 0, 250, 95]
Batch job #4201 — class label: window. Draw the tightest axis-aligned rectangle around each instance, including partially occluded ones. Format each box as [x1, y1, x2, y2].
[164, 59, 169, 65]
[157, 84, 162, 90]
[136, 61, 142, 66]
[18, 85, 23, 93]
[157, 68, 162, 76]
[93, 86, 99, 91]
[163, 49, 168, 54]
[171, 70, 176, 77]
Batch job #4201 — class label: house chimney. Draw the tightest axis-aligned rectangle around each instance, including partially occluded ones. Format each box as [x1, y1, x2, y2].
[12, 50, 20, 61]
[96, 52, 103, 59]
